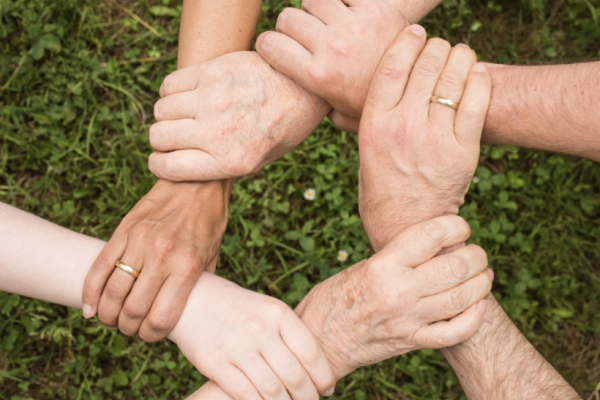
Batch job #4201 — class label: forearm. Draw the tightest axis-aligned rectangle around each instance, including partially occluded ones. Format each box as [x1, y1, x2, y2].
[178, 0, 261, 69]
[484, 62, 600, 162]
[386, 0, 442, 22]
[441, 296, 580, 400]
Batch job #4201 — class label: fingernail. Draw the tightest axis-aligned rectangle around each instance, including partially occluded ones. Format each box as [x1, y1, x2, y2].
[106, 326, 117, 331]
[323, 387, 335, 397]
[456, 43, 470, 49]
[472, 63, 486, 72]
[477, 300, 487, 315]
[410, 24, 426, 37]
[82, 304, 94, 319]
[486, 268, 495, 281]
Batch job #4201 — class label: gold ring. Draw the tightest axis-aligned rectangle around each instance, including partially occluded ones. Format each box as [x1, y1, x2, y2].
[115, 261, 140, 279]
[431, 95, 459, 110]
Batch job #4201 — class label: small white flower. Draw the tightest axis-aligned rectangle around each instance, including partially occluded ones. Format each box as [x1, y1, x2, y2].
[304, 188, 316, 201]
[472, 177, 480, 183]
[337, 250, 349, 262]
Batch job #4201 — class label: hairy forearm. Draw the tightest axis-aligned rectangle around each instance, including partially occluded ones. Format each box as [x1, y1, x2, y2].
[441, 296, 581, 400]
[484, 62, 600, 162]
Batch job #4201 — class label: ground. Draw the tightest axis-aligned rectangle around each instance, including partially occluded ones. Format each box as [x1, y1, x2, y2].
[1, 0, 599, 399]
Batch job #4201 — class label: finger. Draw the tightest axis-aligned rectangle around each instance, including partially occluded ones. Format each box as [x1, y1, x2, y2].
[138, 273, 197, 342]
[256, 31, 312, 91]
[262, 342, 319, 400]
[154, 91, 200, 121]
[363, 25, 427, 114]
[117, 265, 164, 336]
[97, 249, 142, 328]
[415, 300, 487, 349]
[411, 244, 488, 296]
[301, 0, 349, 24]
[236, 355, 292, 400]
[328, 109, 359, 133]
[419, 269, 493, 322]
[276, 7, 324, 52]
[280, 313, 336, 396]
[401, 37, 452, 112]
[377, 215, 472, 267]
[149, 119, 202, 152]
[82, 233, 127, 318]
[211, 365, 263, 400]
[429, 44, 477, 125]
[148, 150, 225, 182]
[159, 64, 205, 98]
[454, 63, 492, 150]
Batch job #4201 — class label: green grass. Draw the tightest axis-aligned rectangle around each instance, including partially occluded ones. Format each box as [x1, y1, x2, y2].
[1, 0, 600, 399]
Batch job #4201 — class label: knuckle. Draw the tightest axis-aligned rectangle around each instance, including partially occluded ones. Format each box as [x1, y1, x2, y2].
[448, 286, 468, 312]
[287, 367, 307, 389]
[307, 64, 331, 86]
[123, 299, 150, 320]
[264, 380, 284, 397]
[146, 311, 176, 333]
[236, 383, 256, 399]
[421, 220, 446, 243]
[415, 55, 444, 76]
[379, 54, 407, 80]
[153, 235, 177, 258]
[105, 278, 130, 299]
[302, 343, 323, 366]
[446, 255, 468, 281]
[94, 253, 116, 271]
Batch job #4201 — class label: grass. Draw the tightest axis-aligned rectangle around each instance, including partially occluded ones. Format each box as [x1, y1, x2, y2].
[1, 0, 600, 399]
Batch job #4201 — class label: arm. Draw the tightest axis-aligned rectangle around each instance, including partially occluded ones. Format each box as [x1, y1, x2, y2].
[82, 0, 262, 342]
[482, 62, 600, 162]
[440, 298, 581, 400]
[257, 1, 600, 162]
[354, 27, 580, 399]
[144, 0, 441, 182]
[0, 202, 491, 399]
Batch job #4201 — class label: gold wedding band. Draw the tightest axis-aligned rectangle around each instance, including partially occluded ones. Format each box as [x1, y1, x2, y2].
[115, 261, 140, 279]
[431, 95, 459, 110]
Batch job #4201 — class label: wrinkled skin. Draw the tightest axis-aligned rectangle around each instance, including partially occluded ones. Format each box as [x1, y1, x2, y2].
[148, 51, 330, 182]
[357, 27, 492, 250]
[83, 179, 231, 342]
[256, 0, 408, 131]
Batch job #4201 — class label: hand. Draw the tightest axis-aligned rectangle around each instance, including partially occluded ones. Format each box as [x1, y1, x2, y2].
[169, 273, 336, 400]
[82, 179, 231, 342]
[357, 26, 492, 251]
[181, 216, 491, 399]
[148, 51, 330, 181]
[256, 0, 408, 132]
[295, 216, 492, 378]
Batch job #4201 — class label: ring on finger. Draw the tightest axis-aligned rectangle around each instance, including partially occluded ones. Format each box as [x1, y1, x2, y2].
[431, 95, 459, 110]
[115, 260, 140, 279]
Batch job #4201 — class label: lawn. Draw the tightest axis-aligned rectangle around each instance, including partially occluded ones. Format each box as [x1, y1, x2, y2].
[1, 0, 600, 399]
